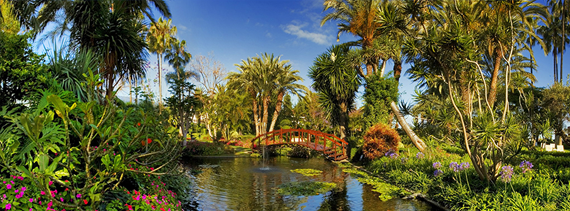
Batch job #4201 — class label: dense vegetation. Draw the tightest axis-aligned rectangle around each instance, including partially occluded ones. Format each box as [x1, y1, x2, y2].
[2, 0, 570, 210]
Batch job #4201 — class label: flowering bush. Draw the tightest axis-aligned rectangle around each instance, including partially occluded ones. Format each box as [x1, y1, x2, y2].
[500, 166, 514, 183]
[362, 123, 401, 160]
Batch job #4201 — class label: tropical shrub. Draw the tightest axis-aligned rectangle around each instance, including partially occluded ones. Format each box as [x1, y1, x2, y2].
[362, 73, 399, 128]
[184, 141, 234, 156]
[0, 76, 182, 210]
[362, 123, 400, 160]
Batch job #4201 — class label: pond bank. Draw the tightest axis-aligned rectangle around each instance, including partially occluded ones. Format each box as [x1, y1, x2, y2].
[341, 161, 451, 211]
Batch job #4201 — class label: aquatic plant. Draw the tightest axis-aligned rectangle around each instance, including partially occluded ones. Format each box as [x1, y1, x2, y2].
[277, 181, 337, 196]
[290, 169, 323, 177]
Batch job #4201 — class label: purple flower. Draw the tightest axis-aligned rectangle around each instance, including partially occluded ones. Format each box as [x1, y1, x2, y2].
[459, 162, 470, 171]
[416, 152, 424, 159]
[500, 165, 514, 183]
[433, 162, 442, 169]
[390, 153, 399, 159]
[434, 169, 443, 177]
[76, 194, 82, 198]
[449, 162, 459, 172]
[519, 160, 533, 173]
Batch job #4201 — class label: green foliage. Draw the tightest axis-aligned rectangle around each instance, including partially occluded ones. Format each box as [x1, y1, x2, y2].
[2, 78, 182, 209]
[165, 70, 200, 145]
[0, 31, 49, 107]
[364, 145, 570, 210]
[277, 181, 337, 196]
[341, 166, 405, 201]
[290, 168, 323, 177]
[185, 141, 234, 156]
[362, 73, 399, 127]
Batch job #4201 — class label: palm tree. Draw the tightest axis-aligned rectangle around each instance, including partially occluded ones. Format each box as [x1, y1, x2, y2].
[164, 39, 192, 79]
[540, 0, 570, 83]
[477, 0, 547, 107]
[321, 0, 383, 76]
[268, 65, 307, 132]
[147, 17, 177, 110]
[228, 57, 263, 136]
[11, 0, 171, 101]
[309, 45, 361, 144]
[228, 53, 303, 136]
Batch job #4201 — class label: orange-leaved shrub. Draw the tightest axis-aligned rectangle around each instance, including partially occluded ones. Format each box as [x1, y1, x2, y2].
[362, 123, 401, 160]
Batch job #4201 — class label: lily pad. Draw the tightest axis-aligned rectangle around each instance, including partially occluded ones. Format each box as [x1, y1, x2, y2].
[277, 181, 336, 196]
[198, 164, 219, 168]
[291, 168, 322, 177]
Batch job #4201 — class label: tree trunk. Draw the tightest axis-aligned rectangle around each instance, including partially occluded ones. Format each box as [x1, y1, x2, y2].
[488, 49, 502, 108]
[269, 91, 285, 132]
[129, 75, 132, 103]
[379, 60, 387, 77]
[562, 0, 565, 83]
[390, 101, 426, 152]
[252, 94, 260, 136]
[394, 61, 402, 82]
[158, 54, 163, 113]
[555, 39, 559, 83]
[135, 79, 138, 104]
[261, 95, 270, 134]
[366, 63, 373, 76]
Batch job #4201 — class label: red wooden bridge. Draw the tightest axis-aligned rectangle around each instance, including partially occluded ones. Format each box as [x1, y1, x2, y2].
[251, 129, 348, 161]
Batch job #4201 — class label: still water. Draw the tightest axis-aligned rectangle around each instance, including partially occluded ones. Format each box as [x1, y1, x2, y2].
[183, 157, 440, 211]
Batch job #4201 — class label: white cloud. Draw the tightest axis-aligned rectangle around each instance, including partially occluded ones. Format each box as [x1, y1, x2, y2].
[266, 32, 272, 38]
[282, 23, 329, 45]
[179, 25, 188, 31]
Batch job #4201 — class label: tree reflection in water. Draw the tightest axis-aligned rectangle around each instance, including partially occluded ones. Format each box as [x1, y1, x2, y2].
[182, 157, 437, 210]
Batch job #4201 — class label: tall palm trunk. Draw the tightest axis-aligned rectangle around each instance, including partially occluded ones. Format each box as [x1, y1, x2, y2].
[390, 101, 426, 152]
[261, 95, 270, 134]
[158, 54, 163, 112]
[394, 61, 402, 82]
[269, 91, 285, 132]
[562, 0, 565, 83]
[129, 75, 132, 103]
[379, 60, 387, 77]
[555, 47, 559, 82]
[252, 95, 260, 136]
[488, 48, 502, 108]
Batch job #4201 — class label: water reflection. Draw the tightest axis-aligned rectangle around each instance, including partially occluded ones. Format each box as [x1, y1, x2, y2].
[183, 157, 440, 211]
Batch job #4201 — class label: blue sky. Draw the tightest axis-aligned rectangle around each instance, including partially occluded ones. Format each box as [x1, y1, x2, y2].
[37, 0, 569, 107]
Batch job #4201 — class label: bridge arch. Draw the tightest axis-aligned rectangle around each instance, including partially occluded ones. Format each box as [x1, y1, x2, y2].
[250, 129, 348, 161]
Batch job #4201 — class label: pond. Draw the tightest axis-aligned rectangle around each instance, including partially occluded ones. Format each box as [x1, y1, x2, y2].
[182, 157, 441, 211]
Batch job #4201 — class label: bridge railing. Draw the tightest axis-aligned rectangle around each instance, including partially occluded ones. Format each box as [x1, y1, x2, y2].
[250, 129, 347, 158]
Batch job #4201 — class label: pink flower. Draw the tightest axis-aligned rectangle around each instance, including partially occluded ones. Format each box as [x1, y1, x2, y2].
[61, 197, 64, 202]
[41, 191, 45, 195]
[5, 203, 11, 210]
[21, 187, 26, 191]
[29, 198, 33, 202]
[6, 184, 11, 189]
[76, 194, 81, 198]
[48, 181, 53, 186]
